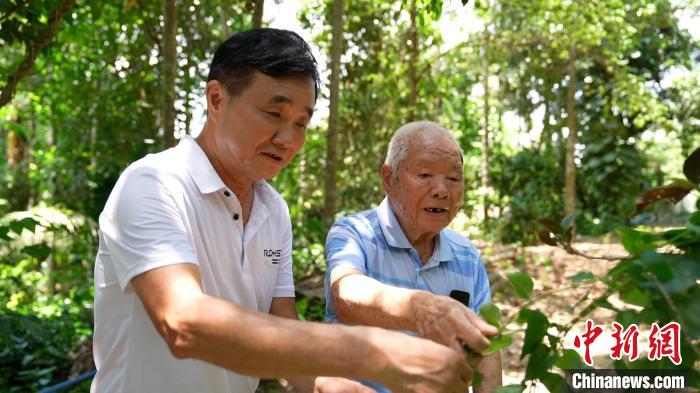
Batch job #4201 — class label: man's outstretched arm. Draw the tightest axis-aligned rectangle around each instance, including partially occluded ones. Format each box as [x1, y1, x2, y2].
[331, 271, 498, 353]
[131, 263, 470, 393]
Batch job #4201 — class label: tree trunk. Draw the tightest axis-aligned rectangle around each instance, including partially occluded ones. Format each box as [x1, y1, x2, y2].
[564, 47, 577, 217]
[481, 30, 491, 222]
[407, 0, 418, 122]
[162, 0, 178, 148]
[322, 0, 344, 230]
[252, 0, 264, 29]
[0, 0, 76, 109]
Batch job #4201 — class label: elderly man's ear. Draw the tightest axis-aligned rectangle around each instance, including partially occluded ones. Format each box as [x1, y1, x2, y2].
[380, 164, 393, 193]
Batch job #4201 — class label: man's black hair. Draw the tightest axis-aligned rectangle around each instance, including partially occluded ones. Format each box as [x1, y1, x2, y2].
[207, 28, 320, 99]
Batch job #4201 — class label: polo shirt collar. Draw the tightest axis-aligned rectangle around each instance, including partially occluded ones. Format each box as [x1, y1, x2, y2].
[377, 197, 413, 249]
[378, 197, 454, 264]
[178, 135, 226, 195]
[177, 136, 279, 211]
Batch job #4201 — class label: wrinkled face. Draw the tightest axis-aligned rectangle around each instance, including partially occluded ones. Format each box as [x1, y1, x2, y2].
[383, 134, 464, 242]
[207, 71, 315, 183]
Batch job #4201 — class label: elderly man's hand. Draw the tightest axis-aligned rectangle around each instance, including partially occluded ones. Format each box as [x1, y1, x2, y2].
[411, 292, 499, 353]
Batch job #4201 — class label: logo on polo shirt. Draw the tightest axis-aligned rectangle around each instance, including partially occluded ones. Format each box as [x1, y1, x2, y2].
[264, 249, 282, 264]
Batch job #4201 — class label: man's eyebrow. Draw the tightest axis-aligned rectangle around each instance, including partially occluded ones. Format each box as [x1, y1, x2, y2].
[269, 94, 314, 118]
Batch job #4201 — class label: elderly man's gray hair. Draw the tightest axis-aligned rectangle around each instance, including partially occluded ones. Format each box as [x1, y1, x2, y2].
[384, 121, 463, 175]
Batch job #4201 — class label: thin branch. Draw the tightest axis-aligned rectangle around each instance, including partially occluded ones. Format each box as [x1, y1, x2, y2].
[561, 244, 629, 261]
[0, 0, 77, 108]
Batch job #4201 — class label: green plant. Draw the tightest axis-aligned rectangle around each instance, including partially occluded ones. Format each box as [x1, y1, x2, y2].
[487, 148, 700, 392]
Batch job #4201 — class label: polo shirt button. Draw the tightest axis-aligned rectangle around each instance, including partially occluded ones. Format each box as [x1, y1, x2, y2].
[224, 190, 231, 197]
[232, 213, 240, 220]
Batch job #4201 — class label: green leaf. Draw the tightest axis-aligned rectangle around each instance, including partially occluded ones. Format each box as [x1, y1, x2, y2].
[9, 217, 39, 235]
[484, 334, 513, 354]
[555, 349, 583, 369]
[507, 271, 534, 299]
[540, 372, 567, 393]
[21, 244, 51, 260]
[615, 227, 659, 254]
[619, 288, 650, 307]
[561, 212, 578, 231]
[524, 344, 553, 379]
[683, 147, 700, 186]
[494, 385, 523, 393]
[0, 226, 10, 241]
[479, 303, 502, 329]
[567, 271, 595, 283]
[519, 309, 549, 358]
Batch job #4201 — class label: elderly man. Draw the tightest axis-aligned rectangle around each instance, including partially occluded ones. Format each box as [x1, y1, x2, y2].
[325, 121, 502, 392]
[92, 30, 472, 393]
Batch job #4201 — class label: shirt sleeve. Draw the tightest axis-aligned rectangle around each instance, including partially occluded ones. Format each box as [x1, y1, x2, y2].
[99, 166, 197, 292]
[325, 219, 369, 283]
[471, 251, 492, 314]
[273, 204, 295, 298]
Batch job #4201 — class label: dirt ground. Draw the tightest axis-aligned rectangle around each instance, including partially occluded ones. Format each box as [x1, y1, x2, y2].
[256, 239, 632, 393]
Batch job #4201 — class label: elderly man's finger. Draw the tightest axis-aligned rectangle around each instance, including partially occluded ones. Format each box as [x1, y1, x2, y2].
[467, 310, 500, 336]
[456, 311, 496, 352]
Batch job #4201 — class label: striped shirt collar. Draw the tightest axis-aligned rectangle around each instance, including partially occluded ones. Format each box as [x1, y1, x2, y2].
[377, 197, 453, 263]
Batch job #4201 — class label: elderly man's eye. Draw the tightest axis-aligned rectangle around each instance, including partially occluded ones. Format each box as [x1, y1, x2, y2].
[418, 173, 431, 179]
[266, 111, 281, 118]
[448, 177, 461, 182]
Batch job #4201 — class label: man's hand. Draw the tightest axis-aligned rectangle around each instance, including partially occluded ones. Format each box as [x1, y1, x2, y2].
[314, 377, 375, 393]
[375, 329, 473, 393]
[411, 293, 499, 353]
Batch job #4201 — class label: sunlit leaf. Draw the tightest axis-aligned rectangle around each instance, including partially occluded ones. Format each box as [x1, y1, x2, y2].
[484, 334, 512, 354]
[479, 303, 502, 329]
[555, 349, 583, 369]
[506, 271, 534, 299]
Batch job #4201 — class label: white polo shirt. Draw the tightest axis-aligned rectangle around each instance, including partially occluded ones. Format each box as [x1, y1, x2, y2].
[91, 136, 295, 393]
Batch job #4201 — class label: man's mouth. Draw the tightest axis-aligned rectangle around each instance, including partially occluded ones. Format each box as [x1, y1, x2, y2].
[424, 207, 447, 214]
[262, 152, 283, 162]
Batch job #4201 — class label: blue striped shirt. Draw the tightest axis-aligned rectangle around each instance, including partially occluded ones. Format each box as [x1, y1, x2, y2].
[324, 198, 492, 392]
[324, 197, 492, 321]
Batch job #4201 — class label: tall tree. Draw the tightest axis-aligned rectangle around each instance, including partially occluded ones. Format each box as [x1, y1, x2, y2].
[162, 0, 178, 148]
[407, 0, 418, 121]
[322, 0, 344, 230]
[481, 24, 492, 222]
[564, 46, 577, 216]
[252, 0, 264, 29]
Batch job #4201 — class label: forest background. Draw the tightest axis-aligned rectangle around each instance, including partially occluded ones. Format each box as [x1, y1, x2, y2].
[1, 0, 699, 392]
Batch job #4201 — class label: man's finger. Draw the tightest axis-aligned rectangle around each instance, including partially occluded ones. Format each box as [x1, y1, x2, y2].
[467, 311, 500, 336]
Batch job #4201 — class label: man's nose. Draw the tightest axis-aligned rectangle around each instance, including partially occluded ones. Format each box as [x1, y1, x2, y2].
[271, 124, 294, 149]
[431, 178, 449, 198]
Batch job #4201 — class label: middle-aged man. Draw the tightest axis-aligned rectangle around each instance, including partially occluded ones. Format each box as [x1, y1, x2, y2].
[92, 29, 489, 393]
[325, 121, 503, 393]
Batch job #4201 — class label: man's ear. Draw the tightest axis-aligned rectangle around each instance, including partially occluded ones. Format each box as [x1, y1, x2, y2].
[205, 80, 227, 123]
[381, 164, 393, 194]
